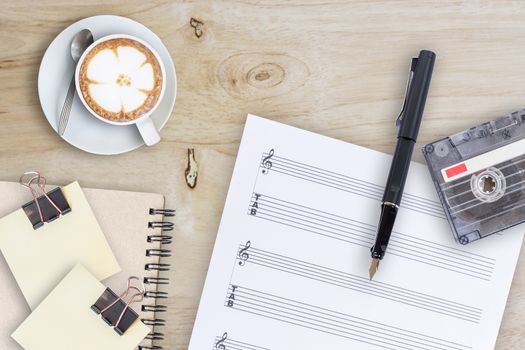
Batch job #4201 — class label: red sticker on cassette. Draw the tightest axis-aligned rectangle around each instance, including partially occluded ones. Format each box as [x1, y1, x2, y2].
[445, 163, 467, 179]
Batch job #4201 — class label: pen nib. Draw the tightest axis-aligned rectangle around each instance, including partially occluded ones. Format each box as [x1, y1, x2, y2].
[369, 258, 380, 280]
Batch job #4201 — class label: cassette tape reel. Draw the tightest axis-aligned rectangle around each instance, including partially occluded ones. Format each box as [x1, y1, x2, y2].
[423, 108, 525, 244]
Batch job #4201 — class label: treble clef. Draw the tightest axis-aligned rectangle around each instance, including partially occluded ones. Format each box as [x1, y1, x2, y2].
[215, 332, 228, 350]
[238, 241, 251, 266]
[261, 149, 275, 174]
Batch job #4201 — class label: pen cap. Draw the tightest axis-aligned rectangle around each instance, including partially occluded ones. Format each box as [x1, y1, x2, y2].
[398, 50, 436, 141]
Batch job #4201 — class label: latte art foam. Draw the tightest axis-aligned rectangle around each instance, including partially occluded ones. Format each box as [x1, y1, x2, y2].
[78, 38, 163, 122]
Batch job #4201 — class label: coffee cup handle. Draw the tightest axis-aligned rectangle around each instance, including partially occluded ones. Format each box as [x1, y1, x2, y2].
[136, 117, 161, 146]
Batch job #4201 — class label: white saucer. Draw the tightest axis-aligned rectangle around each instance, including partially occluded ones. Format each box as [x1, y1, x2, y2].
[38, 15, 177, 155]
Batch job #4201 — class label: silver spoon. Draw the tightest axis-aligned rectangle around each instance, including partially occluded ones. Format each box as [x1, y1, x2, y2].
[58, 29, 94, 136]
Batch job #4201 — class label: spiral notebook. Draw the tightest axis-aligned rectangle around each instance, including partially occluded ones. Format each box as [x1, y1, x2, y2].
[0, 181, 173, 350]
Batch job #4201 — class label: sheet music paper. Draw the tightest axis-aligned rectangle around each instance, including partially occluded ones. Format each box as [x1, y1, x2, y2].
[12, 264, 150, 350]
[0, 181, 120, 309]
[189, 115, 524, 350]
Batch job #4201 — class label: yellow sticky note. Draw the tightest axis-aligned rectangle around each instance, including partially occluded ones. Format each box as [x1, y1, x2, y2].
[0, 181, 120, 309]
[12, 264, 150, 350]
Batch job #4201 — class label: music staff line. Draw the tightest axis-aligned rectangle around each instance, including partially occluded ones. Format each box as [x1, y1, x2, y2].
[213, 333, 270, 350]
[246, 207, 492, 282]
[225, 285, 472, 350]
[236, 244, 482, 323]
[248, 193, 495, 281]
[260, 153, 445, 219]
[248, 199, 492, 280]
[252, 194, 494, 268]
[255, 153, 494, 266]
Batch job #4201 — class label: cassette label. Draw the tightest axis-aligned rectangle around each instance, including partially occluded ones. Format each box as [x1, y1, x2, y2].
[441, 137, 525, 182]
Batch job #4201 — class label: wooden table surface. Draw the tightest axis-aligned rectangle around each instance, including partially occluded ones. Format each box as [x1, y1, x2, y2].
[1, 1, 524, 348]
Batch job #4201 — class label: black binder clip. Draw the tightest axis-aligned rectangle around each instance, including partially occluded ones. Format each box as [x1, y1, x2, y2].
[91, 276, 145, 335]
[19, 172, 71, 229]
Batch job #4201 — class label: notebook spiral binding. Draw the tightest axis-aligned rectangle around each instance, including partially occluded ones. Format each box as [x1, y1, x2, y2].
[139, 207, 175, 350]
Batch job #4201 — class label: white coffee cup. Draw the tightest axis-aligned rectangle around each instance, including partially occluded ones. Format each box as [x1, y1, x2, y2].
[75, 34, 166, 146]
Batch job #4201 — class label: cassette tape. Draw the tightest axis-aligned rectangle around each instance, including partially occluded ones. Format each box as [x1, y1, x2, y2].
[422, 108, 525, 244]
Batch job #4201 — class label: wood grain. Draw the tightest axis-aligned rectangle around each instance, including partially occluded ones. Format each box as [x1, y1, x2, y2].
[1, 1, 525, 348]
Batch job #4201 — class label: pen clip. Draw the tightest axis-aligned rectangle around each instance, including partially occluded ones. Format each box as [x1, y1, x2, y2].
[396, 57, 418, 127]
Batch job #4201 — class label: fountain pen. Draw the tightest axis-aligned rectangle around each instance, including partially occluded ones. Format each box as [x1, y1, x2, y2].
[369, 50, 436, 280]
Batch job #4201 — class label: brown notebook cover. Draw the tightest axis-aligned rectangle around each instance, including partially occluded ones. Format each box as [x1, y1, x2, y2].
[0, 181, 172, 350]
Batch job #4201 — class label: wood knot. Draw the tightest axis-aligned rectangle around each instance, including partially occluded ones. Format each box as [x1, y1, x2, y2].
[254, 71, 270, 81]
[247, 63, 285, 88]
[217, 53, 309, 100]
[185, 148, 198, 189]
[190, 17, 204, 38]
